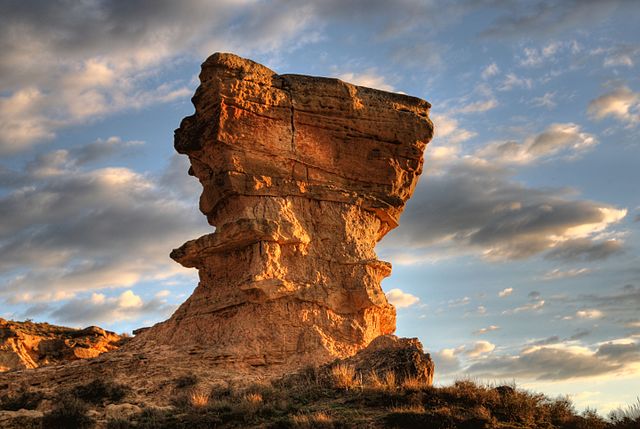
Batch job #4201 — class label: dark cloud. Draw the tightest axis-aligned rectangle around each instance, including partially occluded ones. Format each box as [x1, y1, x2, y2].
[481, 0, 639, 39]
[545, 238, 624, 262]
[466, 343, 634, 381]
[568, 329, 591, 341]
[596, 342, 640, 362]
[531, 336, 561, 346]
[0, 140, 209, 301]
[380, 157, 626, 262]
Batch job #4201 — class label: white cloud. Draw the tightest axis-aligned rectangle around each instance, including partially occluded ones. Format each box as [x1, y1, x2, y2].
[498, 73, 532, 91]
[336, 69, 394, 91]
[48, 289, 175, 326]
[498, 287, 513, 298]
[481, 62, 499, 79]
[386, 288, 420, 308]
[466, 340, 496, 357]
[543, 268, 590, 280]
[576, 309, 604, 319]
[431, 114, 476, 146]
[587, 86, 640, 125]
[519, 42, 562, 67]
[456, 98, 498, 114]
[531, 92, 557, 109]
[155, 290, 171, 298]
[503, 300, 545, 315]
[473, 325, 500, 335]
[475, 123, 597, 165]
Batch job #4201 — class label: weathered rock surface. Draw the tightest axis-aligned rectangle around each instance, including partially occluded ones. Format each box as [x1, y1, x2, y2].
[334, 335, 435, 386]
[133, 52, 434, 371]
[0, 318, 126, 372]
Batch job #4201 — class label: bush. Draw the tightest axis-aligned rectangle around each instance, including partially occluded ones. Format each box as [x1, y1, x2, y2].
[175, 373, 199, 389]
[73, 378, 129, 405]
[41, 395, 94, 429]
[0, 385, 44, 411]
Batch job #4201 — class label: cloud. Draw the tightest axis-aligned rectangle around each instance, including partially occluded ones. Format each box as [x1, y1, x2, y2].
[519, 42, 562, 67]
[498, 73, 532, 91]
[498, 288, 513, 298]
[0, 0, 467, 153]
[47, 290, 175, 326]
[431, 114, 477, 147]
[475, 123, 597, 165]
[576, 309, 604, 319]
[481, 62, 499, 79]
[455, 98, 498, 114]
[577, 285, 640, 316]
[545, 238, 624, 262]
[336, 70, 394, 91]
[531, 92, 557, 109]
[481, 1, 638, 38]
[386, 288, 420, 308]
[503, 300, 545, 315]
[599, 44, 640, 68]
[466, 340, 496, 357]
[380, 148, 626, 263]
[466, 343, 631, 381]
[473, 325, 500, 335]
[432, 347, 463, 375]
[587, 86, 640, 125]
[542, 268, 591, 280]
[0, 140, 209, 302]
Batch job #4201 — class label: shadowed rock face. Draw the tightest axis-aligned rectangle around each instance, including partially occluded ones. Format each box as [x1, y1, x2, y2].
[138, 53, 433, 370]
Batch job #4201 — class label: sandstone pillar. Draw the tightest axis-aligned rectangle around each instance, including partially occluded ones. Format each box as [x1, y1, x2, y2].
[142, 53, 433, 370]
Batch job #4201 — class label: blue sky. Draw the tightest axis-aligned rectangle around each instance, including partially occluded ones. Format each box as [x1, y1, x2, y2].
[1, 0, 639, 414]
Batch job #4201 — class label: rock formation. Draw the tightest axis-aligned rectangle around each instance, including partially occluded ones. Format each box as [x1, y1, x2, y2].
[0, 318, 126, 372]
[135, 53, 434, 371]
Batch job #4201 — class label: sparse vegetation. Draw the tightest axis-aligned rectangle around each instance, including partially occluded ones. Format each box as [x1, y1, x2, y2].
[73, 378, 129, 405]
[175, 373, 199, 389]
[6, 371, 638, 428]
[0, 385, 44, 410]
[60, 370, 638, 429]
[41, 395, 95, 429]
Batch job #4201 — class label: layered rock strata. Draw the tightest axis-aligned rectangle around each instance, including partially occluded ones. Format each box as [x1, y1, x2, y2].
[135, 53, 434, 370]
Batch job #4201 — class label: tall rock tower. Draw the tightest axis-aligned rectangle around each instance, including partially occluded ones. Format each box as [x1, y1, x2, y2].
[138, 53, 434, 371]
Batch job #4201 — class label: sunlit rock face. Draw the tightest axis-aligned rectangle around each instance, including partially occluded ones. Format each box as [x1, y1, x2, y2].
[139, 53, 433, 370]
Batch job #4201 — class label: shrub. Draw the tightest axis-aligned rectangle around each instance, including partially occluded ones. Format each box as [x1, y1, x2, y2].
[73, 378, 129, 405]
[41, 395, 94, 429]
[0, 385, 44, 410]
[175, 373, 199, 389]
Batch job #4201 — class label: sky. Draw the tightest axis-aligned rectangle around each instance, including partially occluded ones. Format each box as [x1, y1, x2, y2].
[1, 0, 639, 415]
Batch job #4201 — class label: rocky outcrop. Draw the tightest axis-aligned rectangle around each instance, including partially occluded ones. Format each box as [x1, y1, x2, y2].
[134, 53, 434, 371]
[0, 318, 126, 372]
[334, 335, 435, 385]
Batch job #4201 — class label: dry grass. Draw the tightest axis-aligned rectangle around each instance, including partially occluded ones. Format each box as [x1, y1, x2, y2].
[330, 363, 358, 389]
[401, 376, 428, 391]
[382, 371, 396, 390]
[290, 411, 334, 428]
[389, 404, 425, 414]
[244, 392, 263, 404]
[189, 390, 210, 408]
